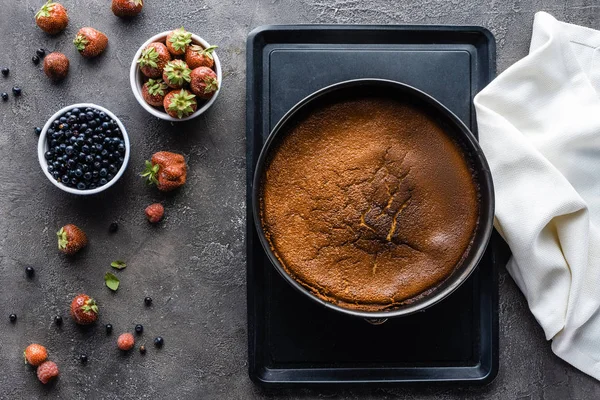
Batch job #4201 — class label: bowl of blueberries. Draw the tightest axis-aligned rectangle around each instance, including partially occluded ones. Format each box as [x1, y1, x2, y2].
[37, 103, 130, 195]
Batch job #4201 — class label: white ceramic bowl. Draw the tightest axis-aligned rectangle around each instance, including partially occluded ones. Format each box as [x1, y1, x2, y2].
[130, 31, 222, 122]
[38, 103, 131, 195]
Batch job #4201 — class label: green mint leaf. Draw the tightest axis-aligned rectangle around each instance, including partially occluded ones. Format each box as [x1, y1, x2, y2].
[104, 272, 120, 291]
[111, 260, 127, 269]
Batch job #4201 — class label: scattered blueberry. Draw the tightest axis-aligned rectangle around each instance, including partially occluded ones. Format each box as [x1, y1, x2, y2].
[109, 222, 118, 233]
[1, 67, 8, 76]
[25, 266, 35, 278]
[79, 354, 88, 363]
[1, 92, 7, 101]
[54, 315, 63, 326]
[32, 55, 40, 65]
[105, 323, 113, 334]
[135, 324, 143, 334]
[144, 297, 152, 306]
[12, 87, 21, 96]
[139, 345, 146, 355]
[36, 48, 46, 58]
[34, 127, 42, 135]
[9, 313, 17, 323]
[154, 337, 164, 348]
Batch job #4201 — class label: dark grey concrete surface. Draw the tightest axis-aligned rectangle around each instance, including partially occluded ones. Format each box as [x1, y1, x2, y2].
[0, 0, 599, 399]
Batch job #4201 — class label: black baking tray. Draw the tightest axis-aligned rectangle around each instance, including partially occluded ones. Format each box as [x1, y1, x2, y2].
[246, 25, 498, 386]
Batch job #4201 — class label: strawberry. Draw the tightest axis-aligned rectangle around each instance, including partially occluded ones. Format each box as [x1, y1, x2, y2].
[137, 42, 171, 78]
[162, 60, 191, 89]
[43, 52, 69, 81]
[185, 44, 217, 69]
[24, 344, 48, 367]
[111, 0, 143, 17]
[190, 67, 219, 99]
[163, 89, 197, 119]
[142, 79, 169, 107]
[117, 332, 135, 351]
[37, 361, 59, 384]
[56, 224, 87, 255]
[70, 294, 98, 325]
[166, 27, 192, 56]
[145, 203, 164, 223]
[74, 27, 108, 58]
[141, 151, 187, 192]
[35, 1, 68, 35]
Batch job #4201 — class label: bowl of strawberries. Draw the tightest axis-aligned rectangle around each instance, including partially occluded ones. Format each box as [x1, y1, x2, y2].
[130, 28, 221, 122]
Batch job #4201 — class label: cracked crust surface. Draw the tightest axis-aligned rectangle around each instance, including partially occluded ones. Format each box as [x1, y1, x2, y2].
[260, 96, 479, 311]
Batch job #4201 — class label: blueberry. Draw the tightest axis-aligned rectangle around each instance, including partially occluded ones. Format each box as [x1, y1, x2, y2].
[154, 337, 164, 348]
[117, 143, 125, 154]
[85, 155, 94, 163]
[52, 171, 60, 179]
[34, 127, 41, 135]
[100, 148, 109, 157]
[144, 297, 152, 306]
[25, 266, 34, 278]
[12, 87, 21, 96]
[80, 123, 88, 131]
[71, 107, 80, 114]
[108, 164, 117, 174]
[99, 168, 107, 177]
[107, 173, 114, 181]
[135, 324, 143, 334]
[70, 177, 78, 186]
[79, 153, 86, 162]
[83, 172, 92, 180]
[79, 354, 88, 363]
[1, 67, 8, 76]
[82, 164, 89, 172]
[1, 92, 8, 101]
[82, 144, 90, 154]
[59, 143, 66, 151]
[89, 183, 97, 189]
[65, 146, 74, 156]
[96, 144, 103, 152]
[74, 169, 83, 177]
[101, 159, 109, 168]
[95, 155, 102, 162]
[32, 55, 40, 65]
[99, 178, 107, 185]
[67, 159, 76, 168]
[93, 161, 101, 170]
[86, 111, 94, 121]
[9, 313, 17, 323]
[61, 174, 69, 182]
[89, 120, 97, 128]
[117, 156, 124, 165]
[50, 139, 58, 147]
[99, 111, 106, 119]
[47, 165, 54, 173]
[77, 182, 87, 190]
[109, 222, 118, 233]
[90, 145, 97, 154]
[54, 315, 62, 326]
[101, 122, 109, 130]
[105, 324, 113, 334]
[92, 170, 99, 179]
[44, 151, 53, 160]
[68, 115, 77, 123]
[59, 116, 67, 123]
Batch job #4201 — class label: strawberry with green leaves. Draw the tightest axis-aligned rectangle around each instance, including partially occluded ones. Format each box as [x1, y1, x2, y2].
[70, 294, 98, 325]
[57, 224, 87, 255]
[166, 27, 192, 56]
[137, 42, 171, 78]
[190, 67, 219, 100]
[74, 27, 108, 58]
[162, 60, 192, 89]
[112, 0, 143, 17]
[142, 79, 169, 107]
[142, 151, 187, 192]
[163, 89, 197, 119]
[186, 44, 217, 69]
[35, 1, 68, 34]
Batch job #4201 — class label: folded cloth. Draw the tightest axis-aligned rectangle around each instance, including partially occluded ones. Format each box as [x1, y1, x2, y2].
[474, 11, 600, 379]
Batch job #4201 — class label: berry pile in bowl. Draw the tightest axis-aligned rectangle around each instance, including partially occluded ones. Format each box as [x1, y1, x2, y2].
[130, 28, 221, 122]
[37, 103, 130, 195]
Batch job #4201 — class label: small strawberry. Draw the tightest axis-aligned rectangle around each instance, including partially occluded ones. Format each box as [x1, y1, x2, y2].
[141, 151, 187, 192]
[145, 203, 164, 223]
[163, 89, 197, 119]
[111, 0, 143, 17]
[74, 27, 108, 58]
[37, 361, 59, 384]
[35, 1, 68, 35]
[137, 42, 171, 78]
[162, 60, 191, 89]
[185, 44, 217, 69]
[117, 332, 135, 351]
[70, 294, 98, 325]
[57, 224, 87, 255]
[142, 79, 169, 107]
[166, 27, 192, 56]
[43, 52, 69, 81]
[190, 67, 219, 100]
[24, 344, 48, 367]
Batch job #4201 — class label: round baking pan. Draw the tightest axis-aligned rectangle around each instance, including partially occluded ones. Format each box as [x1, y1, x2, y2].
[252, 78, 494, 321]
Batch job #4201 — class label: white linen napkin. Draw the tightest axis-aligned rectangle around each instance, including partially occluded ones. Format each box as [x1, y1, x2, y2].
[474, 11, 600, 380]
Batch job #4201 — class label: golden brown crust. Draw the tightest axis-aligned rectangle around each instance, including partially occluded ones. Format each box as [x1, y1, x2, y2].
[260, 97, 479, 311]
